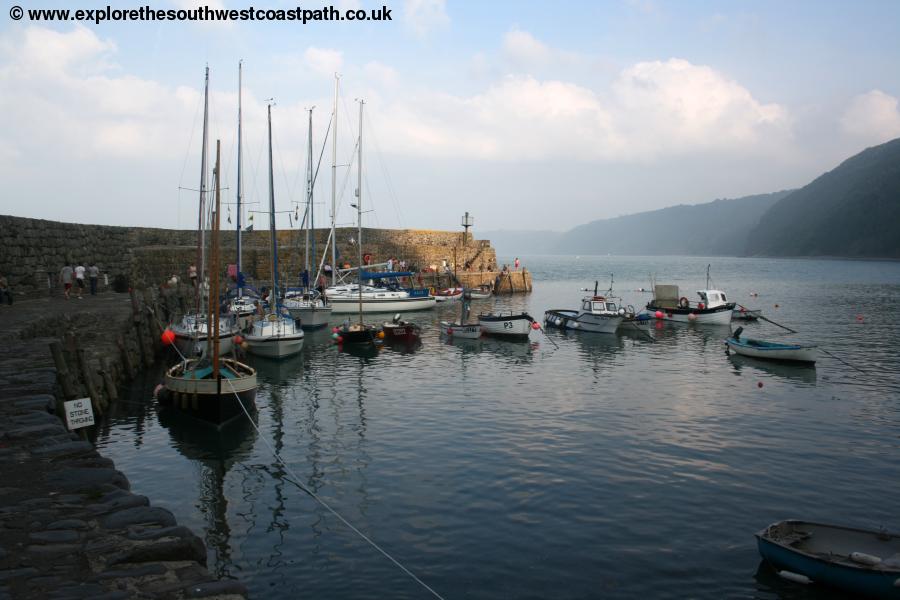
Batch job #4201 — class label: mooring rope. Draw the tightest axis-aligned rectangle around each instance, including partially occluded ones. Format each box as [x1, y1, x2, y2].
[221, 377, 447, 600]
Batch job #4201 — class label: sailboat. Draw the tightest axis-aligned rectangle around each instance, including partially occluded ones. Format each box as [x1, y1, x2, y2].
[324, 93, 435, 314]
[228, 61, 258, 331]
[244, 103, 306, 359]
[337, 100, 382, 345]
[284, 105, 333, 329]
[158, 139, 258, 426]
[172, 66, 239, 357]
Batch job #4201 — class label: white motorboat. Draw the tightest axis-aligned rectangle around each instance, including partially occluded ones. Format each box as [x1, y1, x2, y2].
[725, 327, 817, 363]
[478, 312, 535, 340]
[642, 285, 734, 325]
[172, 313, 238, 357]
[544, 294, 625, 334]
[283, 293, 332, 329]
[244, 313, 305, 358]
[464, 284, 492, 300]
[228, 296, 258, 331]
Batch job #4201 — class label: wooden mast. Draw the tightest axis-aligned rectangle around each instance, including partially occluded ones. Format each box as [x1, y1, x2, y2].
[356, 99, 364, 326]
[211, 140, 221, 383]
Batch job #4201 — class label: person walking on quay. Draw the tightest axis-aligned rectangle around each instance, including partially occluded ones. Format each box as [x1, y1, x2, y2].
[188, 264, 198, 287]
[0, 275, 12, 306]
[514, 257, 520, 271]
[87, 263, 99, 296]
[60, 264, 74, 300]
[74, 263, 86, 299]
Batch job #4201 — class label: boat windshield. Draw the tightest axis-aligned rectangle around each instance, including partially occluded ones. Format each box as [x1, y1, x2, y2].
[606, 302, 617, 311]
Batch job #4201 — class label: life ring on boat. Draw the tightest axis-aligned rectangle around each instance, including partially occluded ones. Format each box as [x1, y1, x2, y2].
[363, 253, 372, 265]
[678, 296, 690, 309]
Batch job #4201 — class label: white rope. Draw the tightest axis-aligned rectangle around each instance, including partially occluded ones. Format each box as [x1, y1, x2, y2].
[221, 377, 447, 600]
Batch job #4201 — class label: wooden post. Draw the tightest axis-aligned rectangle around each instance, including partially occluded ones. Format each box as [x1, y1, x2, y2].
[76, 348, 104, 417]
[49, 340, 79, 400]
[116, 334, 136, 378]
[99, 357, 118, 404]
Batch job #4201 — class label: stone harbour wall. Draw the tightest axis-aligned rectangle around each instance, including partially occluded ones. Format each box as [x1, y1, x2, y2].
[0, 215, 498, 295]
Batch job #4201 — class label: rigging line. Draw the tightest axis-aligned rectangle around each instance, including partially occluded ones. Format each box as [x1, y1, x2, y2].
[177, 86, 205, 229]
[820, 348, 868, 374]
[271, 126, 300, 230]
[221, 378, 447, 600]
[365, 115, 406, 229]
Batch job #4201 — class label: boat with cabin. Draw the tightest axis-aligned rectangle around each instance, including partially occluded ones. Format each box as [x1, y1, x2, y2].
[725, 327, 817, 363]
[756, 519, 900, 598]
[643, 284, 735, 325]
[382, 314, 422, 344]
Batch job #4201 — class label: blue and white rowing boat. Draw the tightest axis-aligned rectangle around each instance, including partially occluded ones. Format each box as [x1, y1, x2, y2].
[725, 327, 817, 363]
[756, 520, 900, 598]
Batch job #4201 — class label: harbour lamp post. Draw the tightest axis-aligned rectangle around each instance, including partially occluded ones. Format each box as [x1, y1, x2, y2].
[461, 212, 473, 247]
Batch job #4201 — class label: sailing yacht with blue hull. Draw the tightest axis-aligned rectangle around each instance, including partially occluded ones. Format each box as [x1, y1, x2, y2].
[244, 102, 304, 359]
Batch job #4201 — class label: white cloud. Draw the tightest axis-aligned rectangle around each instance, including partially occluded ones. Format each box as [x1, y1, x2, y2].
[403, 0, 449, 37]
[371, 58, 790, 162]
[364, 61, 399, 87]
[304, 47, 343, 77]
[840, 90, 900, 142]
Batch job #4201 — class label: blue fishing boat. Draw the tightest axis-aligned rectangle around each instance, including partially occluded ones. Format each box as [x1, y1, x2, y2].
[756, 520, 900, 598]
[725, 327, 817, 363]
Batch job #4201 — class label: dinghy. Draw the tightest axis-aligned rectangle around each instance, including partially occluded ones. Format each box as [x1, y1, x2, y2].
[725, 327, 817, 363]
[756, 519, 900, 598]
[464, 284, 492, 299]
[434, 287, 464, 302]
[441, 297, 482, 339]
[383, 314, 421, 344]
[733, 307, 762, 321]
[478, 312, 535, 340]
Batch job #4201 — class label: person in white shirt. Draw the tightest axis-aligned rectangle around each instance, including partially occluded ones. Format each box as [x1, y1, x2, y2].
[74, 264, 86, 299]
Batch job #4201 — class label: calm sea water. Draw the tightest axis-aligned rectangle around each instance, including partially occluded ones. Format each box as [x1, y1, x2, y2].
[95, 255, 900, 600]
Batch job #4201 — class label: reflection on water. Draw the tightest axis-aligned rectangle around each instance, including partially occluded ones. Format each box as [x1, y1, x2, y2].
[95, 256, 900, 600]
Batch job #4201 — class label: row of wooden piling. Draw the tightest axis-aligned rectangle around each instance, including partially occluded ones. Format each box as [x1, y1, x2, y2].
[48, 288, 176, 421]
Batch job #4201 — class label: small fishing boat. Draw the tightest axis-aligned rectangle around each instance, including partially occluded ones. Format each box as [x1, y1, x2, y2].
[643, 285, 735, 325]
[464, 284, 492, 300]
[434, 287, 464, 302]
[382, 314, 421, 344]
[478, 312, 535, 340]
[172, 314, 238, 357]
[544, 284, 627, 334]
[440, 322, 482, 338]
[441, 297, 482, 338]
[725, 327, 817, 363]
[338, 322, 381, 345]
[756, 519, 900, 598]
[733, 307, 762, 321]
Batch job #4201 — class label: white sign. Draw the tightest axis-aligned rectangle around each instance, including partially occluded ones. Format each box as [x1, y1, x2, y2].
[64, 398, 95, 430]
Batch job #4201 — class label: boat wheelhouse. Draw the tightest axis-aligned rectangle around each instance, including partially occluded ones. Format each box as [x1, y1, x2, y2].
[643, 284, 735, 325]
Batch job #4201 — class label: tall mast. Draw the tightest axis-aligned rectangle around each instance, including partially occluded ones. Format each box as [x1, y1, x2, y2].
[211, 140, 221, 380]
[197, 66, 210, 314]
[305, 108, 313, 284]
[356, 99, 364, 325]
[309, 108, 316, 288]
[267, 102, 279, 311]
[330, 74, 339, 285]
[236, 60, 243, 298]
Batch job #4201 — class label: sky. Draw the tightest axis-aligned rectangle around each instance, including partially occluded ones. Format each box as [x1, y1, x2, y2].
[2, 0, 900, 233]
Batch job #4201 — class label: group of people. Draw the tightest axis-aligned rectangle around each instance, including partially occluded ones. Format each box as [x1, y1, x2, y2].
[59, 263, 100, 299]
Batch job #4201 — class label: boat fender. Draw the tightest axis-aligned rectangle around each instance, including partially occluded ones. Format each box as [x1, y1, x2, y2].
[850, 552, 882, 566]
[679, 296, 690, 309]
[777, 570, 811, 585]
[153, 383, 164, 399]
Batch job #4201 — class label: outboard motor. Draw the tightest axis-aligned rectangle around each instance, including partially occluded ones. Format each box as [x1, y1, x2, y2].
[733, 326, 743, 340]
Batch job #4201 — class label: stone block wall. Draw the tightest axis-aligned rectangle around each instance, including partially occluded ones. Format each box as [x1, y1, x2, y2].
[0, 215, 497, 295]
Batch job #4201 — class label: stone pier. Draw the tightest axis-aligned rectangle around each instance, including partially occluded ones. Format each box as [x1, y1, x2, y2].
[0, 291, 246, 599]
